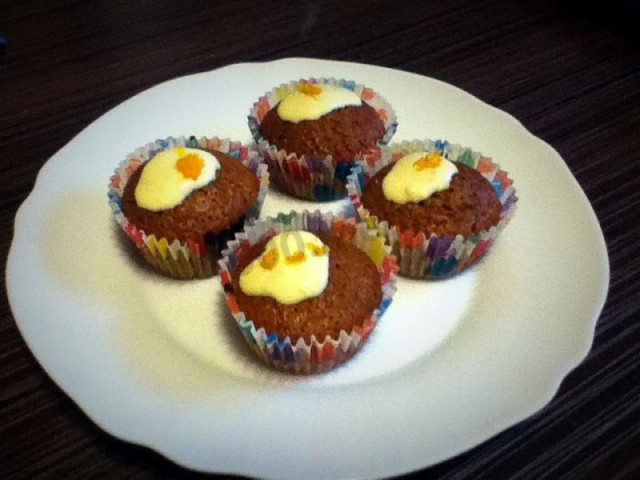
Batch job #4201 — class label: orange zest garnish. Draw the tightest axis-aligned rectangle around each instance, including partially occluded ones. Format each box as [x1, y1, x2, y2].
[286, 251, 307, 264]
[413, 152, 443, 171]
[176, 154, 205, 180]
[298, 83, 323, 98]
[260, 249, 279, 270]
[307, 243, 329, 256]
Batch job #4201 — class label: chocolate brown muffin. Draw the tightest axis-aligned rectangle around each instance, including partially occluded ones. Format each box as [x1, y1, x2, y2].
[260, 103, 385, 161]
[230, 233, 382, 343]
[122, 150, 259, 242]
[361, 162, 502, 238]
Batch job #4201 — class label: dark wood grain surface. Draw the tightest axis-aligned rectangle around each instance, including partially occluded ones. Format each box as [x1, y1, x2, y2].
[2, 0, 639, 478]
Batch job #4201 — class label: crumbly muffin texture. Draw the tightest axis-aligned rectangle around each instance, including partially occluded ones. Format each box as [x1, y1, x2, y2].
[122, 151, 259, 241]
[260, 103, 385, 161]
[230, 233, 382, 343]
[361, 162, 502, 238]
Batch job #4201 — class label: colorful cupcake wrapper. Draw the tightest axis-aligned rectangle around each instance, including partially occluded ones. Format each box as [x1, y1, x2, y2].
[248, 78, 398, 201]
[218, 210, 398, 374]
[346, 139, 518, 279]
[108, 135, 270, 279]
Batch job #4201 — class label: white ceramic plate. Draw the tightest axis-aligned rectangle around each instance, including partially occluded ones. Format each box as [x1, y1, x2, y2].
[7, 58, 608, 479]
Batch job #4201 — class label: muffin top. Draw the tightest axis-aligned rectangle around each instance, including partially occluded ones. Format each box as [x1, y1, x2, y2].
[231, 232, 382, 342]
[122, 149, 259, 241]
[260, 83, 385, 161]
[361, 159, 502, 238]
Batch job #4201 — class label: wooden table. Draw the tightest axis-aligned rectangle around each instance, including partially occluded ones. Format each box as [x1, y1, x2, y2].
[2, 1, 639, 478]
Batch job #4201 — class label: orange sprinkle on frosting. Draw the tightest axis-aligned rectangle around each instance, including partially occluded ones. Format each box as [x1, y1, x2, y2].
[176, 154, 205, 180]
[286, 251, 307, 264]
[307, 243, 329, 257]
[413, 152, 444, 171]
[260, 249, 279, 270]
[298, 83, 323, 98]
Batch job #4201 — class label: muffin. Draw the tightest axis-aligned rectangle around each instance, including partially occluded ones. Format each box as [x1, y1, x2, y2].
[219, 211, 398, 374]
[248, 78, 397, 201]
[108, 136, 269, 279]
[347, 139, 517, 278]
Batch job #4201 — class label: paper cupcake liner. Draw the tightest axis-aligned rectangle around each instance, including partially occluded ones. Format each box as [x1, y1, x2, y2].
[108, 135, 270, 279]
[347, 139, 518, 279]
[248, 78, 398, 201]
[218, 210, 398, 374]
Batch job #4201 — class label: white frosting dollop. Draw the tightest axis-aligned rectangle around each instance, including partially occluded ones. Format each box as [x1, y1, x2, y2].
[277, 83, 362, 123]
[239, 231, 330, 304]
[134, 147, 220, 211]
[382, 151, 458, 204]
